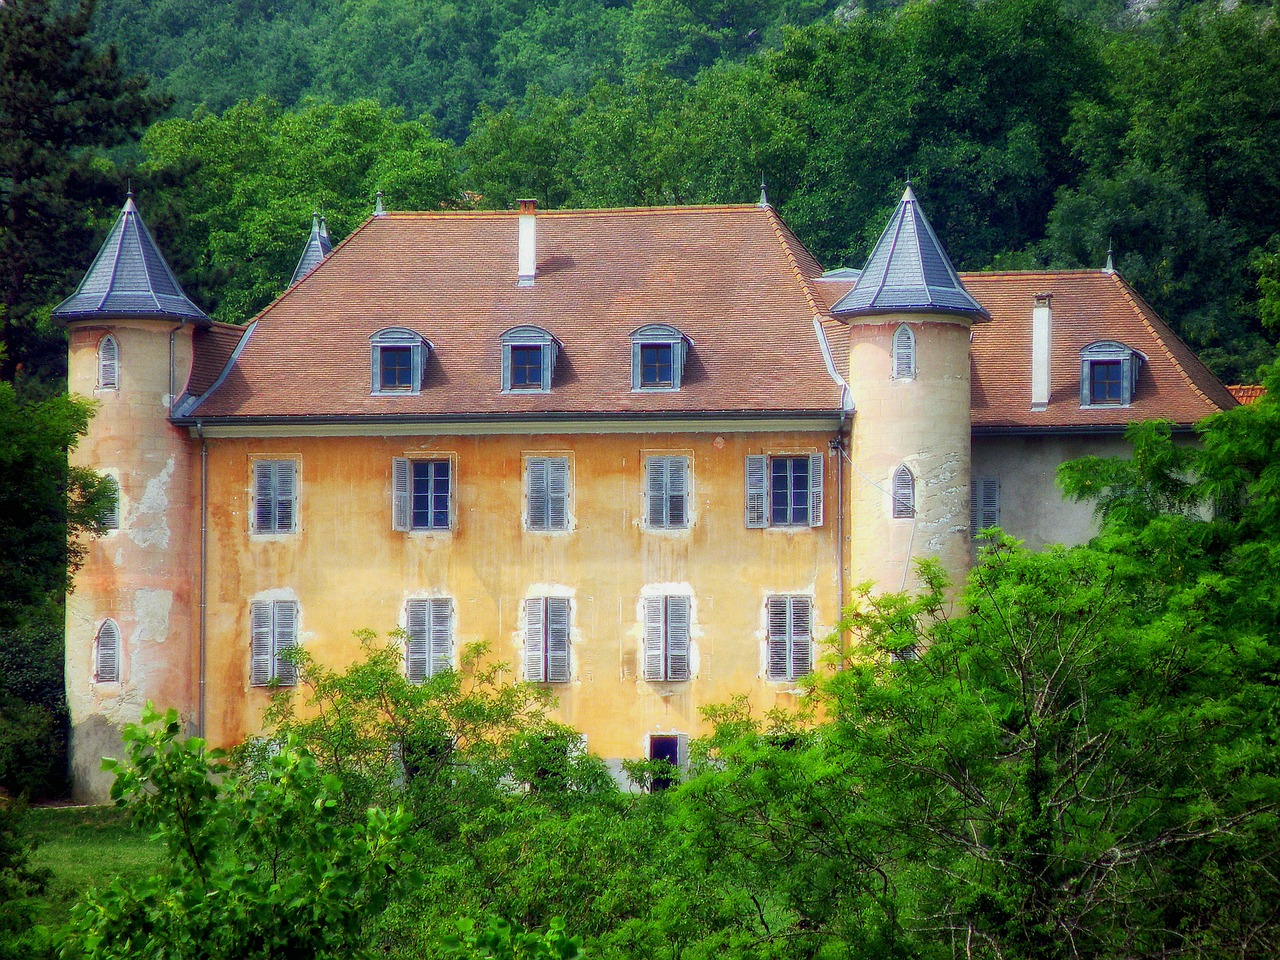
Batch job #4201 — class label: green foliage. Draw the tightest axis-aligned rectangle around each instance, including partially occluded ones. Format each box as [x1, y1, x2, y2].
[0, 800, 51, 960]
[442, 916, 582, 960]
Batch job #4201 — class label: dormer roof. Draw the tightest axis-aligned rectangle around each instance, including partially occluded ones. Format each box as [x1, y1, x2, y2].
[53, 196, 209, 324]
[831, 185, 987, 320]
[290, 215, 334, 286]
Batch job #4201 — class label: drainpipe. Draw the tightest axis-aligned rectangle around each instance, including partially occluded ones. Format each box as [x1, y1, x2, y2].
[197, 420, 208, 737]
[832, 408, 849, 666]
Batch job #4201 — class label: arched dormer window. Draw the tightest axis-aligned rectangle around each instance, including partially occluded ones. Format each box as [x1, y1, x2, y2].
[501, 325, 560, 393]
[1080, 341, 1145, 407]
[892, 465, 915, 518]
[95, 619, 121, 682]
[630, 324, 690, 391]
[98, 335, 119, 390]
[371, 328, 430, 395]
[892, 324, 915, 380]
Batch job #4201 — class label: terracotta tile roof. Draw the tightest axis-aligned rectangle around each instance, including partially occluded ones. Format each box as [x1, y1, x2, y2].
[185, 322, 249, 399]
[186, 206, 844, 421]
[1228, 384, 1266, 405]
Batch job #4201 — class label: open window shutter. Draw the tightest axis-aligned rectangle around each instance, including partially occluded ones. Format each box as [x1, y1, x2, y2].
[527, 458, 547, 530]
[668, 457, 687, 527]
[428, 598, 452, 676]
[99, 336, 119, 389]
[406, 600, 430, 683]
[547, 458, 569, 530]
[671, 340, 685, 389]
[273, 602, 298, 685]
[371, 345, 382, 393]
[543, 343, 556, 391]
[1080, 360, 1091, 406]
[979, 478, 1000, 529]
[524, 598, 546, 682]
[790, 597, 812, 679]
[392, 458, 410, 531]
[646, 458, 666, 527]
[1120, 355, 1133, 404]
[643, 596, 665, 680]
[808, 453, 824, 527]
[96, 621, 120, 682]
[666, 596, 690, 681]
[631, 342, 642, 390]
[676, 733, 689, 771]
[275, 461, 296, 532]
[546, 598, 571, 682]
[411, 342, 424, 392]
[745, 455, 767, 527]
[253, 462, 275, 532]
[501, 345, 512, 392]
[250, 602, 273, 686]
[766, 597, 789, 680]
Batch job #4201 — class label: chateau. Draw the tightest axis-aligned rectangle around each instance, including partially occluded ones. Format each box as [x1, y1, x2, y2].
[56, 187, 1236, 800]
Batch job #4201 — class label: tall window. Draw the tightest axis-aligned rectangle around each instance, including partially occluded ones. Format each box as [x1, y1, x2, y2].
[766, 595, 812, 681]
[392, 459, 452, 531]
[645, 456, 689, 529]
[524, 597, 571, 682]
[405, 598, 453, 682]
[97, 335, 119, 390]
[371, 328, 428, 395]
[501, 326, 558, 392]
[526, 456, 570, 531]
[892, 466, 915, 518]
[94, 620, 121, 683]
[971, 477, 1000, 532]
[647, 733, 688, 792]
[630, 324, 689, 391]
[250, 600, 298, 686]
[745, 454, 824, 528]
[253, 461, 297, 533]
[101, 476, 120, 531]
[892, 324, 915, 380]
[642, 595, 691, 682]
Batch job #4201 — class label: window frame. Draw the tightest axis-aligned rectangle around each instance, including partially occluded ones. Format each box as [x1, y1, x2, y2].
[525, 455, 571, 532]
[94, 619, 121, 683]
[249, 600, 298, 687]
[370, 327, 430, 396]
[644, 455, 690, 530]
[745, 453, 825, 529]
[642, 594, 691, 682]
[405, 597, 453, 682]
[392, 457, 454, 532]
[524, 596, 572, 683]
[647, 733, 689, 792]
[766, 595, 813, 682]
[97, 334, 119, 390]
[892, 465, 916, 518]
[630, 324, 690, 392]
[500, 325, 559, 393]
[252, 460, 298, 534]
[892, 323, 915, 380]
[1080, 340, 1144, 408]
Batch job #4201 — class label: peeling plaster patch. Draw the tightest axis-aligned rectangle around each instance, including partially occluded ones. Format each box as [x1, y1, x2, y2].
[133, 589, 173, 644]
[128, 457, 175, 549]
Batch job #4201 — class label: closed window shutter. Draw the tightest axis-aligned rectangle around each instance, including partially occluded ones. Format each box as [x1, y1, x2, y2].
[250, 601, 273, 686]
[428, 598, 452, 676]
[99, 336, 118, 389]
[892, 466, 915, 518]
[406, 599, 430, 683]
[668, 457, 688, 527]
[527, 458, 548, 530]
[392, 458, 410, 531]
[646, 457, 666, 527]
[790, 597, 812, 679]
[666, 596, 690, 681]
[273, 602, 298, 685]
[766, 596, 789, 680]
[95, 621, 120, 682]
[970, 480, 980, 531]
[275, 461, 296, 532]
[254, 461, 275, 532]
[979, 478, 1000, 529]
[546, 597, 571, 682]
[524, 598, 546, 682]
[643, 596, 665, 680]
[808, 453, 824, 527]
[893, 325, 914, 379]
[102, 477, 120, 530]
[547, 458, 569, 530]
[745, 455, 767, 527]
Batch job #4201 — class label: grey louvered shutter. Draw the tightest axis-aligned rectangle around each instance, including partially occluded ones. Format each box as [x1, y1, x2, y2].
[276, 461, 296, 532]
[96, 621, 120, 682]
[970, 480, 980, 531]
[524, 598, 546, 682]
[501, 345, 512, 392]
[893, 325, 914, 379]
[406, 600, 430, 683]
[790, 597, 812, 678]
[99, 336, 118, 389]
[766, 597, 789, 680]
[274, 602, 298, 685]
[745, 455, 767, 527]
[102, 477, 120, 530]
[546, 598, 571, 682]
[666, 596, 690, 681]
[429, 599, 452, 676]
[893, 467, 914, 518]
[643, 596, 665, 680]
[668, 457, 688, 527]
[808, 453, 824, 527]
[547, 458, 569, 530]
[250, 601, 273, 686]
[646, 457, 666, 527]
[542, 343, 556, 391]
[392, 458, 411, 531]
[1080, 360, 1091, 406]
[254, 461, 275, 532]
[630, 343, 642, 390]
[527, 458, 547, 530]
[1120, 355, 1133, 404]
[979, 478, 1000, 529]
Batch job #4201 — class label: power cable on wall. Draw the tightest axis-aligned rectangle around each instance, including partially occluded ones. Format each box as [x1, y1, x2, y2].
[834, 443, 919, 591]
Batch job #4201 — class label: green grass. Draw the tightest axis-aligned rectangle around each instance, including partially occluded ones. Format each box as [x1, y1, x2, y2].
[24, 805, 166, 927]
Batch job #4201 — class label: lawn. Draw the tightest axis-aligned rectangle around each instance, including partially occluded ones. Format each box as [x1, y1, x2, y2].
[24, 805, 166, 927]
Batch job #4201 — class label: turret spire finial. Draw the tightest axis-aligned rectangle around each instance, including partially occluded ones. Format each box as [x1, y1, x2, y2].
[374, 190, 386, 217]
[758, 175, 769, 208]
[1104, 239, 1115, 274]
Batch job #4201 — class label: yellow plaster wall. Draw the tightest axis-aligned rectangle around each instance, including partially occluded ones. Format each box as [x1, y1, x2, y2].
[200, 429, 842, 760]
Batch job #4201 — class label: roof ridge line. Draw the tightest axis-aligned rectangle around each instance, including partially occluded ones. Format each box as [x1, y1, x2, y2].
[762, 206, 824, 319]
[252, 215, 377, 326]
[99, 214, 128, 313]
[130, 210, 164, 313]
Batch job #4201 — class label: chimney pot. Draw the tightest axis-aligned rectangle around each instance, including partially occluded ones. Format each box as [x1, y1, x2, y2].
[517, 198, 537, 286]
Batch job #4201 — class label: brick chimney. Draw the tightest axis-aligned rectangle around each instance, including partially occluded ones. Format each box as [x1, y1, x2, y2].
[518, 199, 536, 286]
[1031, 293, 1052, 410]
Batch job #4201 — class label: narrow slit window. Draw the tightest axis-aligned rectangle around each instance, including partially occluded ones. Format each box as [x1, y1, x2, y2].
[892, 324, 915, 380]
[94, 620, 121, 682]
[892, 466, 915, 518]
[98, 335, 119, 390]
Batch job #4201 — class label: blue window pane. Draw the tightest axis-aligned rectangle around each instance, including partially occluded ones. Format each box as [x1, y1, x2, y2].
[411, 460, 450, 529]
[770, 457, 809, 525]
[641, 344, 673, 387]
[1090, 360, 1123, 403]
[510, 345, 543, 389]
[380, 346, 414, 389]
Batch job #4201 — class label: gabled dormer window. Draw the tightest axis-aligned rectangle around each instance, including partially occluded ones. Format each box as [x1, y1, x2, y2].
[630, 324, 689, 391]
[501, 326, 559, 393]
[1080, 341, 1144, 407]
[371, 328, 430, 395]
[98, 335, 119, 390]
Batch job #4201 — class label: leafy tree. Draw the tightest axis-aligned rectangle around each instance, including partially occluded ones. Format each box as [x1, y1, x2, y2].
[0, 0, 165, 381]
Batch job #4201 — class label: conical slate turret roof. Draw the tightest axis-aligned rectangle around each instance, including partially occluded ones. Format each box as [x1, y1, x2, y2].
[53, 196, 208, 323]
[832, 185, 987, 319]
[290, 214, 333, 286]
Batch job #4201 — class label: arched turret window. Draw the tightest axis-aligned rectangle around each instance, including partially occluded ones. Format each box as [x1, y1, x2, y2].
[892, 466, 915, 518]
[95, 620, 121, 682]
[892, 324, 915, 380]
[98, 335, 119, 390]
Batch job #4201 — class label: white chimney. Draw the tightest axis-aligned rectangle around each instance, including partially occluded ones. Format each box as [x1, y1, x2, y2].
[1031, 293, 1052, 411]
[518, 198, 536, 286]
